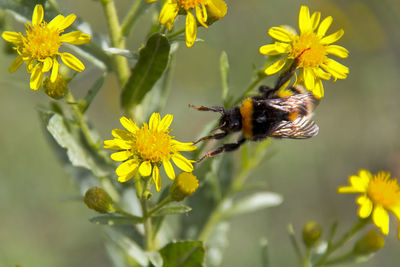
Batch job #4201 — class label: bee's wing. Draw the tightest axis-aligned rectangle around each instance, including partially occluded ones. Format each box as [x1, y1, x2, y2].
[262, 93, 316, 115]
[270, 116, 319, 139]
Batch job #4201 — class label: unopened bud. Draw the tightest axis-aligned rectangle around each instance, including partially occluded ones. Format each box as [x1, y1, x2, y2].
[302, 221, 322, 248]
[84, 187, 116, 214]
[206, 0, 227, 25]
[169, 172, 199, 201]
[43, 75, 68, 99]
[353, 230, 385, 255]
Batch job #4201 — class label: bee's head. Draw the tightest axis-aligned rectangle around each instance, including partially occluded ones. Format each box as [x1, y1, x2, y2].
[219, 107, 242, 132]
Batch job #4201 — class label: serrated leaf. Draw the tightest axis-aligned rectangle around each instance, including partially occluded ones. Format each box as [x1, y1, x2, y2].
[46, 113, 107, 177]
[160, 241, 204, 267]
[223, 192, 283, 218]
[90, 214, 143, 225]
[121, 33, 170, 110]
[153, 204, 192, 217]
[220, 51, 230, 104]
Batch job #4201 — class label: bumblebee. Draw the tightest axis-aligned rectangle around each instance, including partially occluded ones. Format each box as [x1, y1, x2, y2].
[190, 59, 319, 162]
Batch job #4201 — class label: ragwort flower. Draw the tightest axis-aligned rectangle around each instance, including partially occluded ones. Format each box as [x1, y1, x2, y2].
[259, 5, 349, 98]
[148, 0, 227, 47]
[1, 5, 90, 90]
[338, 169, 400, 239]
[104, 113, 196, 192]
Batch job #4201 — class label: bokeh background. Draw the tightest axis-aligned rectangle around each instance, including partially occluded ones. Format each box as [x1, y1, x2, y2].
[1, 0, 400, 266]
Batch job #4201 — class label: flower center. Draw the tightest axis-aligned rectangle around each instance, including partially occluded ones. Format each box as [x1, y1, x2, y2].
[367, 172, 400, 209]
[177, 0, 205, 10]
[134, 124, 172, 162]
[291, 32, 327, 67]
[22, 22, 61, 60]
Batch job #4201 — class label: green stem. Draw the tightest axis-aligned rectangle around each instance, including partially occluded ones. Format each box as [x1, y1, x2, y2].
[233, 73, 266, 106]
[197, 202, 224, 241]
[314, 218, 369, 267]
[147, 196, 173, 217]
[100, 0, 130, 86]
[121, 0, 143, 37]
[166, 27, 185, 39]
[287, 224, 303, 264]
[138, 177, 154, 250]
[303, 248, 312, 267]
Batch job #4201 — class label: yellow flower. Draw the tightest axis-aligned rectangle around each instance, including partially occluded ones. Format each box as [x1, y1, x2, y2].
[259, 5, 349, 98]
[148, 0, 227, 47]
[1, 5, 90, 90]
[338, 169, 400, 239]
[104, 113, 197, 192]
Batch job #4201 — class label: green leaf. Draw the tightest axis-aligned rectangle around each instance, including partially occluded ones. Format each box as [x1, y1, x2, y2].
[121, 33, 170, 110]
[153, 204, 192, 217]
[220, 51, 230, 105]
[46, 113, 107, 177]
[90, 214, 143, 225]
[160, 241, 204, 267]
[223, 192, 283, 218]
[81, 73, 105, 113]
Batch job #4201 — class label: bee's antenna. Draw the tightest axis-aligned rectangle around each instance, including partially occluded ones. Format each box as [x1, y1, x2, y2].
[189, 104, 225, 114]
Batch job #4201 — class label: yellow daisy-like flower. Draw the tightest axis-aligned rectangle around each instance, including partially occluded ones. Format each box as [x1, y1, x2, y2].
[148, 0, 227, 47]
[338, 169, 400, 239]
[1, 5, 90, 90]
[104, 113, 197, 192]
[259, 5, 349, 98]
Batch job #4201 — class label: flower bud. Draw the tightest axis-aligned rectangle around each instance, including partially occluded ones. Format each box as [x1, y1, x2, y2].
[84, 187, 116, 214]
[169, 172, 199, 201]
[302, 221, 322, 248]
[43, 74, 68, 99]
[353, 230, 385, 255]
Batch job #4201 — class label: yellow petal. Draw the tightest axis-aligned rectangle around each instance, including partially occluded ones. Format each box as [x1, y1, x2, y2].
[116, 159, 139, 177]
[51, 58, 59, 83]
[112, 129, 132, 141]
[9, 55, 24, 73]
[268, 27, 293, 42]
[149, 113, 160, 131]
[338, 185, 361, 194]
[32, 5, 44, 26]
[153, 166, 161, 192]
[120, 117, 139, 133]
[42, 57, 53, 73]
[373, 205, 389, 235]
[298, 5, 311, 34]
[48, 15, 65, 30]
[158, 114, 173, 132]
[195, 5, 208, 28]
[104, 139, 131, 150]
[159, 0, 179, 29]
[320, 29, 344, 45]
[30, 64, 44, 90]
[264, 58, 287, 75]
[321, 59, 349, 80]
[206, 0, 227, 20]
[147, 0, 159, 2]
[317, 16, 333, 38]
[2, 31, 21, 43]
[326, 45, 349, 59]
[60, 31, 91, 45]
[171, 153, 194, 172]
[185, 11, 197, 48]
[60, 52, 85, 72]
[52, 14, 77, 31]
[315, 67, 331, 80]
[303, 68, 315, 91]
[171, 140, 197, 151]
[259, 43, 289, 56]
[111, 151, 132, 161]
[163, 159, 175, 180]
[357, 195, 373, 218]
[312, 78, 324, 99]
[310, 12, 321, 31]
[139, 161, 152, 177]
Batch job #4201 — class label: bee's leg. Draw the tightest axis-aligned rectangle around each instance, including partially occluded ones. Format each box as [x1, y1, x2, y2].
[198, 137, 246, 162]
[189, 104, 224, 113]
[194, 131, 228, 144]
[274, 59, 299, 90]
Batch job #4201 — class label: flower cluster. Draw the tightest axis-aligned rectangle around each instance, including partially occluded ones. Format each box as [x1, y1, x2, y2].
[104, 113, 196, 191]
[148, 0, 227, 47]
[259, 5, 349, 98]
[1, 5, 90, 90]
[338, 169, 400, 239]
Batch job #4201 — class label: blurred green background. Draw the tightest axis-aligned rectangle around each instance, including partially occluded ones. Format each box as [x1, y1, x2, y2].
[1, 0, 400, 266]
